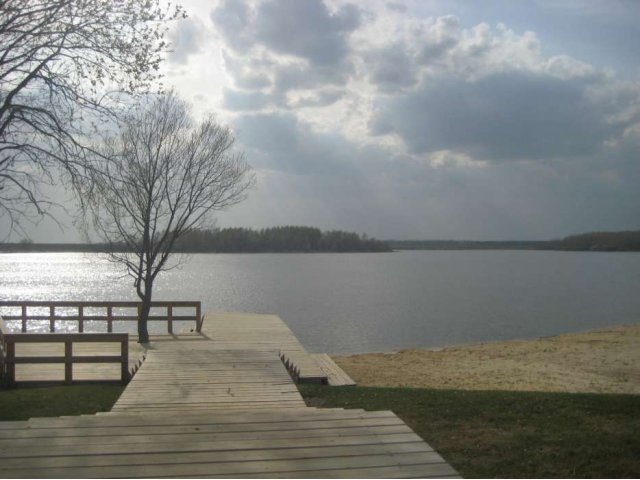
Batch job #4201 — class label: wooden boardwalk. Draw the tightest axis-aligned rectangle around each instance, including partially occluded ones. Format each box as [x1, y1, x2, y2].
[0, 312, 459, 478]
[112, 344, 307, 413]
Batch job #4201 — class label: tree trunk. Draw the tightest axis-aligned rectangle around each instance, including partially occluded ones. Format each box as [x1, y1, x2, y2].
[137, 284, 152, 344]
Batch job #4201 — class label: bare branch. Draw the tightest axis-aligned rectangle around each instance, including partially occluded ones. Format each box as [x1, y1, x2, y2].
[0, 0, 186, 234]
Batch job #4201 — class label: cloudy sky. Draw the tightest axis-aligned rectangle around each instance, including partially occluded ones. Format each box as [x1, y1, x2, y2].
[24, 0, 640, 241]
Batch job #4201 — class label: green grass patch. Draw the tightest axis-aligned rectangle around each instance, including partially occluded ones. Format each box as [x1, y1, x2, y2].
[0, 385, 125, 421]
[299, 385, 640, 478]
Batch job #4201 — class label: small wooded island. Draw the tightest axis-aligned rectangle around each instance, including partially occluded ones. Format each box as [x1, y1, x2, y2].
[1, 226, 392, 253]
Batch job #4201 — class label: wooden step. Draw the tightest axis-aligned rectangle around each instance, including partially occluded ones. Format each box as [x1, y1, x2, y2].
[0, 408, 458, 478]
[311, 353, 356, 386]
[279, 350, 327, 384]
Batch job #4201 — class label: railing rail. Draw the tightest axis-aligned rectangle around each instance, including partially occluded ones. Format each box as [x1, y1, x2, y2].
[0, 301, 202, 334]
[0, 328, 129, 386]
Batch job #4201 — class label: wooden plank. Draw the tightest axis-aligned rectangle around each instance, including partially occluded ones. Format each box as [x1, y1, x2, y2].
[199, 464, 461, 478]
[4, 333, 128, 343]
[0, 452, 451, 478]
[0, 425, 418, 448]
[11, 355, 124, 364]
[0, 421, 29, 430]
[0, 433, 425, 459]
[0, 418, 408, 442]
[0, 301, 201, 308]
[0, 442, 439, 469]
[25, 409, 391, 428]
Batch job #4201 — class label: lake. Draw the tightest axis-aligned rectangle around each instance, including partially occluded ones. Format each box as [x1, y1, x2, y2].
[0, 251, 639, 354]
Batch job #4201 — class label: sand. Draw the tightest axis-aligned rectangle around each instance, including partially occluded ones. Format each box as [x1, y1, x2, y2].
[332, 325, 640, 394]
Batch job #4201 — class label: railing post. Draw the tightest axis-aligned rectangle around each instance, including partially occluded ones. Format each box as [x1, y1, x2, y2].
[196, 303, 202, 332]
[64, 341, 72, 385]
[21, 305, 27, 333]
[78, 306, 84, 333]
[167, 305, 173, 334]
[49, 305, 55, 332]
[121, 338, 129, 384]
[107, 306, 113, 333]
[6, 340, 15, 386]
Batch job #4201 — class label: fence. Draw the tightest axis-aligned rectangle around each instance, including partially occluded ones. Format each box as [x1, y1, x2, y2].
[0, 319, 129, 386]
[0, 301, 203, 335]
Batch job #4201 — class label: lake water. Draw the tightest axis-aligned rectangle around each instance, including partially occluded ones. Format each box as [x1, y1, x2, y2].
[0, 251, 639, 354]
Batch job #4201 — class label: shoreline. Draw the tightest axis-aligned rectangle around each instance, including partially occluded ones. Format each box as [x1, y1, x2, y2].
[332, 324, 640, 394]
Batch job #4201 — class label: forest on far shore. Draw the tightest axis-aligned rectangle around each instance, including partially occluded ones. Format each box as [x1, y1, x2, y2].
[1, 226, 391, 253]
[387, 230, 640, 251]
[173, 226, 391, 252]
[3, 229, 639, 253]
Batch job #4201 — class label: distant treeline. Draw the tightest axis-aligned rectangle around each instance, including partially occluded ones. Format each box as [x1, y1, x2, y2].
[388, 230, 640, 252]
[173, 226, 391, 253]
[3, 229, 639, 253]
[555, 230, 640, 251]
[0, 226, 391, 253]
[387, 240, 552, 250]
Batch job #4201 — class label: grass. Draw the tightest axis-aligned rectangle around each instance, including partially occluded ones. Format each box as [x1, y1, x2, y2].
[299, 385, 640, 478]
[2, 383, 638, 477]
[0, 384, 125, 421]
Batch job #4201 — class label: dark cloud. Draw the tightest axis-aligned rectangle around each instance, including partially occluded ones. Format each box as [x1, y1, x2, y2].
[235, 72, 272, 90]
[233, 113, 358, 175]
[371, 71, 625, 161]
[364, 43, 418, 92]
[212, 0, 361, 67]
[253, 0, 361, 66]
[222, 88, 271, 111]
[273, 62, 352, 94]
[210, 0, 253, 52]
[212, 0, 360, 98]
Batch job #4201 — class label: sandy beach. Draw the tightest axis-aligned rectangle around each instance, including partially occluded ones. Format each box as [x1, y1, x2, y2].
[333, 325, 640, 394]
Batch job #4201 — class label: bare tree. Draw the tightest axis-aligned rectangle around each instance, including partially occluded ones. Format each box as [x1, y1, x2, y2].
[0, 0, 185, 237]
[85, 92, 254, 343]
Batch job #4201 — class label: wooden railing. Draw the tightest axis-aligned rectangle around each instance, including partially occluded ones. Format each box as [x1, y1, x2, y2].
[0, 319, 129, 386]
[0, 301, 203, 334]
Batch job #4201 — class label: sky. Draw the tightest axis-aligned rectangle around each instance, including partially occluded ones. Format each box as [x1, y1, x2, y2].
[16, 0, 640, 241]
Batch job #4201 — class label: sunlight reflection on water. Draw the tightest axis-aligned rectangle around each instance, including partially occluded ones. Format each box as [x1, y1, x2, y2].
[1, 251, 639, 353]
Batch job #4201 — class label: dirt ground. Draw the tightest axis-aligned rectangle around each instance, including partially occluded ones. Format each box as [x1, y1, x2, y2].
[332, 325, 640, 393]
